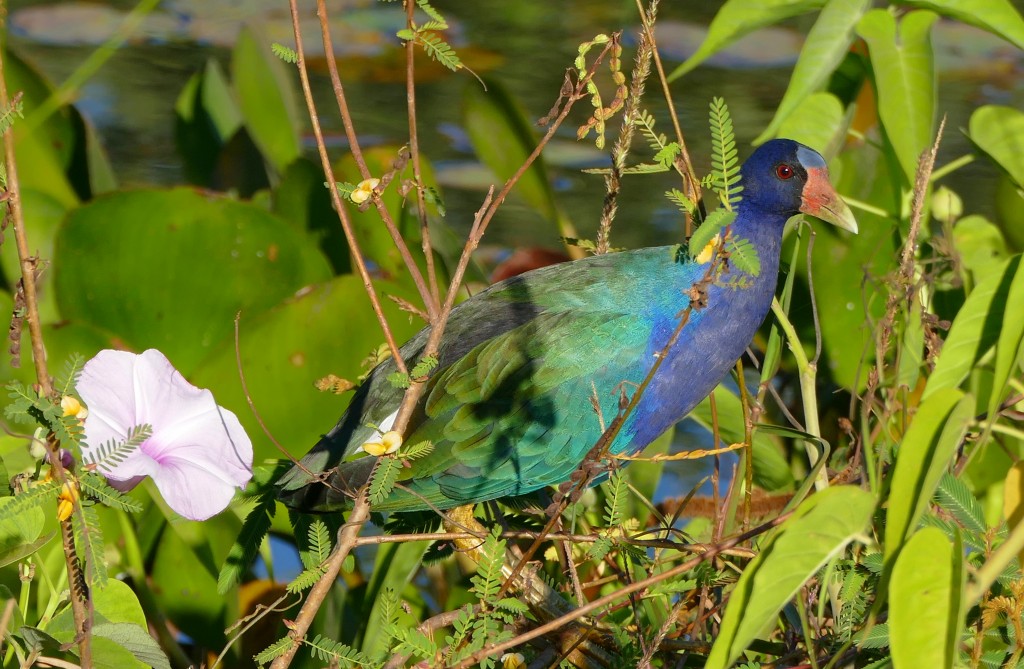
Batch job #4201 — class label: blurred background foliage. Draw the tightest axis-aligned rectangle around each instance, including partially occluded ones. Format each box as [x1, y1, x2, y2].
[0, 0, 1022, 667]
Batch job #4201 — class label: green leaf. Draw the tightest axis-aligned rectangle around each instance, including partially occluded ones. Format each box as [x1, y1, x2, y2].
[889, 527, 963, 669]
[688, 209, 737, 261]
[413, 32, 462, 71]
[370, 457, 401, 506]
[79, 472, 144, 513]
[934, 472, 987, 535]
[856, 9, 938, 184]
[305, 634, 372, 667]
[775, 92, 846, 157]
[667, 0, 827, 79]
[470, 527, 506, 604]
[271, 43, 299, 64]
[73, 504, 108, 588]
[603, 469, 629, 527]
[988, 254, 1024, 420]
[884, 389, 973, 569]
[726, 236, 761, 277]
[709, 97, 742, 207]
[924, 255, 1020, 399]
[756, 0, 870, 144]
[232, 26, 302, 173]
[899, 0, 1024, 50]
[217, 494, 275, 594]
[92, 622, 171, 669]
[705, 486, 875, 669]
[54, 188, 331, 376]
[952, 215, 1009, 286]
[254, 637, 292, 666]
[968, 105, 1024, 189]
[0, 480, 58, 522]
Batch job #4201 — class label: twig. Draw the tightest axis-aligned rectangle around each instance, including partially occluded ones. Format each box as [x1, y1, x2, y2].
[349, 530, 754, 557]
[404, 0, 441, 306]
[450, 513, 790, 668]
[270, 492, 371, 669]
[286, 0, 408, 374]
[0, 48, 93, 668]
[315, 0, 437, 320]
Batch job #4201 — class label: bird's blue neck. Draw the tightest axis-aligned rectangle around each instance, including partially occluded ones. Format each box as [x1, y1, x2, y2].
[621, 206, 791, 452]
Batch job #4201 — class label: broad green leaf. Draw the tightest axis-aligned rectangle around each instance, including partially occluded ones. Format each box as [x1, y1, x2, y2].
[668, 0, 827, 80]
[775, 92, 846, 157]
[0, 497, 44, 556]
[889, 527, 963, 669]
[924, 255, 1020, 399]
[54, 188, 332, 375]
[900, 0, 1024, 50]
[808, 143, 899, 391]
[952, 214, 1010, 285]
[92, 623, 171, 669]
[191, 275, 421, 463]
[968, 105, 1024, 189]
[463, 78, 579, 248]
[884, 389, 973, 568]
[705, 486, 875, 669]
[50, 580, 166, 669]
[232, 26, 302, 173]
[857, 10, 937, 184]
[147, 506, 237, 648]
[988, 254, 1024, 420]
[756, 0, 871, 144]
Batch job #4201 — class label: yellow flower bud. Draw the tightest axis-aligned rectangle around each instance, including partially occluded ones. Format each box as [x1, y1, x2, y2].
[350, 178, 380, 204]
[363, 430, 403, 457]
[61, 396, 82, 417]
[500, 652, 526, 669]
[695, 234, 722, 264]
[57, 480, 79, 522]
[60, 395, 89, 421]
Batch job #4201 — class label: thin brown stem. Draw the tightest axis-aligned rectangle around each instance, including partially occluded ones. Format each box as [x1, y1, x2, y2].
[269, 493, 371, 669]
[315, 0, 436, 320]
[404, 0, 441, 307]
[0, 49, 93, 668]
[286, 0, 408, 374]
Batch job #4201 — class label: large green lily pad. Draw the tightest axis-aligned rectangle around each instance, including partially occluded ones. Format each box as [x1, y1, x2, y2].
[54, 188, 332, 375]
[192, 275, 423, 463]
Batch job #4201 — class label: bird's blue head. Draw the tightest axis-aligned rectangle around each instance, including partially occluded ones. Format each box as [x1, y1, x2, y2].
[739, 139, 858, 233]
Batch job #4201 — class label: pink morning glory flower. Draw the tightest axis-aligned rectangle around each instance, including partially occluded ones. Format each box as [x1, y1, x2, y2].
[78, 349, 253, 521]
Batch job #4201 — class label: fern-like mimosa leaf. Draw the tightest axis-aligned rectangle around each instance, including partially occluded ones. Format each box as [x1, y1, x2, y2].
[218, 493, 276, 593]
[369, 457, 401, 506]
[78, 472, 143, 513]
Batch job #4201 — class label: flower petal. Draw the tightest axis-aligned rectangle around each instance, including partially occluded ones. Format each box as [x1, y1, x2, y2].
[78, 349, 253, 519]
[148, 455, 243, 521]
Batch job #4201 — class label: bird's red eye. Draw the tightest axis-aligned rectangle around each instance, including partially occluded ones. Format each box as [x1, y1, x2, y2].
[776, 164, 795, 180]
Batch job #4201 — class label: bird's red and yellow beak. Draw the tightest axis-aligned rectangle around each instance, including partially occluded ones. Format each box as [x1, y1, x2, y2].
[799, 167, 858, 234]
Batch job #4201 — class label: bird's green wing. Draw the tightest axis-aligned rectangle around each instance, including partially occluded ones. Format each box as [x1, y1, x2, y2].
[356, 308, 652, 511]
